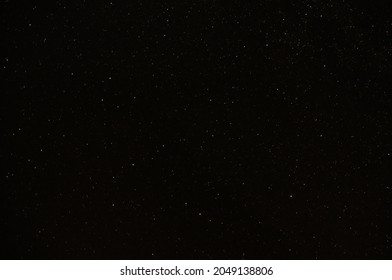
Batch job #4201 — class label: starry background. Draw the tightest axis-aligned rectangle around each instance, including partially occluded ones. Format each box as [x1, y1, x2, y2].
[1, 1, 391, 259]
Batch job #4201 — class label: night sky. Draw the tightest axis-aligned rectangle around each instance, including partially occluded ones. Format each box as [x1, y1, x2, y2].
[2, 1, 391, 259]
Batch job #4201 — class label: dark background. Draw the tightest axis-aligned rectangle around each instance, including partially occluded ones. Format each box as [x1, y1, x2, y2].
[1, 1, 391, 259]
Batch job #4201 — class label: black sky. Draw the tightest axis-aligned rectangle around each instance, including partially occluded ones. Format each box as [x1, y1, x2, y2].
[1, 1, 391, 259]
